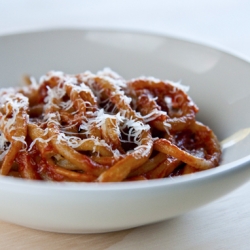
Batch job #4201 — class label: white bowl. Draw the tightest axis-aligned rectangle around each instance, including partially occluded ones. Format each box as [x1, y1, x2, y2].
[0, 29, 250, 234]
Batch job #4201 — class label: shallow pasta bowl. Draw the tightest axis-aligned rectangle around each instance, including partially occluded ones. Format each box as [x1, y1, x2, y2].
[0, 29, 250, 233]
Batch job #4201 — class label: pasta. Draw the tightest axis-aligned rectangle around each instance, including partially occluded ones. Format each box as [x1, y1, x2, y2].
[0, 68, 221, 182]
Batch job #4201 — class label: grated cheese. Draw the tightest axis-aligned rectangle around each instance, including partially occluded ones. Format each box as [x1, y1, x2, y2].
[0, 69, 194, 177]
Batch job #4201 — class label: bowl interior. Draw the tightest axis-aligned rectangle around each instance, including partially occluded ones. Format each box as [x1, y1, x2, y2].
[0, 29, 250, 167]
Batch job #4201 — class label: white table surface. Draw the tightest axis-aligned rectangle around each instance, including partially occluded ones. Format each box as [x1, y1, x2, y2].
[1, 1, 250, 249]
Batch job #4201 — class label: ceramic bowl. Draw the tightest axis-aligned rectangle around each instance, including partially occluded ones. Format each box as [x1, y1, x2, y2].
[0, 29, 250, 233]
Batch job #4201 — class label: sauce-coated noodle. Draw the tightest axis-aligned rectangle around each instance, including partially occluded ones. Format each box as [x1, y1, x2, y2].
[0, 69, 221, 182]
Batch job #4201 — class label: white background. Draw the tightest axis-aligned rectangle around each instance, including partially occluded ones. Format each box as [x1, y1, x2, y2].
[1, 0, 250, 59]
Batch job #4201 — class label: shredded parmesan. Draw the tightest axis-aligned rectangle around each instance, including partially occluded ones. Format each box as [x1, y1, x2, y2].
[0, 68, 219, 183]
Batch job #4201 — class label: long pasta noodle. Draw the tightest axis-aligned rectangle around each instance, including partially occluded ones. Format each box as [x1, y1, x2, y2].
[0, 69, 221, 182]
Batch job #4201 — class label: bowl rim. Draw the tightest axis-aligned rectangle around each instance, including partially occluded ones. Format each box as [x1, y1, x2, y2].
[1, 26, 250, 64]
[0, 155, 250, 191]
[0, 27, 250, 191]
